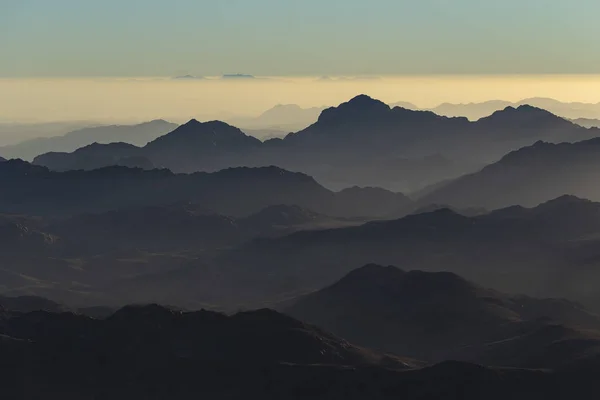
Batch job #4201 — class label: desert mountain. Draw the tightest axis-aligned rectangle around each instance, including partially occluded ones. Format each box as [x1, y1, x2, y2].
[286, 264, 600, 367]
[144, 119, 262, 172]
[431, 98, 600, 120]
[1, 304, 600, 398]
[32, 95, 600, 192]
[0, 159, 410, 218]
[422, 138, 600, 209]
[0, 119, 176, 161]
[206, 196, 600, 311]
[33, 142, 154, 171]
[227, 104, 327, 131]
[573, 118, 600, 128]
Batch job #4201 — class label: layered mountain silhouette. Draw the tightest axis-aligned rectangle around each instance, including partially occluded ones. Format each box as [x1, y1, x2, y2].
[431, 98, 600, 120]
[31, 95, 600, 192]
[286, 264, 600, 367]
[227, 104, 327, 131]
[33, 142, 155, 171]
[1, 119, 176, 161]
[206, 196, 600, 311]
[0, 295, 115, 317]
[172, 74, 204, 80]
[1, 303, 600, 398]
[0, 159, 411, 218]
[144, 119, 263, 172]
[421, 138, 600, 208]
[573, 118, 600, 128]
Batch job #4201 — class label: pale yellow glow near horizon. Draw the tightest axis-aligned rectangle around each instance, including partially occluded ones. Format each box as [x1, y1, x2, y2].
[1, 75, 600, 124]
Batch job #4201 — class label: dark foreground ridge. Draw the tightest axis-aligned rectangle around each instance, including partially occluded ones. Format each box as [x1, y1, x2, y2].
[1, 303, 599, 399]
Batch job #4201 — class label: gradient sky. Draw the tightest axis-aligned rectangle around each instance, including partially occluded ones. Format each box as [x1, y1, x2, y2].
[1, 0, 599, 77]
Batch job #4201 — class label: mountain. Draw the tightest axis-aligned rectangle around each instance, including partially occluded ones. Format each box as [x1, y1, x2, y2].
[222, 74, 255, 79]
[33, 142, 154, 171]
[3, 305, 600, 398]
[389, 101, 419, 109]
[28, 95, 600, 192]
[573, 118, 600, 128]
[0, 120, 176, 161]
[431, 98, 600, 120]
[0, 295, 69, 313]
[31, 119, 264, 173]
[278, 95, 599, 169]
[0, 121, 99, 147]
[432, 100, 513, 120]
[252, 104, 325, 129]
[0, 159, 411, 218]
[421, 138, 600, 209]
[205, 196, 600, 311]
[0, 156, 5, 162]
[226, 104, 327, 131]
[172, 74, 203, 80]
[144, 120, 263, 172]
[240, 128, 288, 140]
[286, 264, 600, 367]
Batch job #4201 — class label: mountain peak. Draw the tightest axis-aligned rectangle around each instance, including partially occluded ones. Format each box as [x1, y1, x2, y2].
[481, 104, 562, 123]
[316, 95, 390, 124]
[533, 195, 593, 212]
[332, 264, 407, 290]
[345, 94, 390, 110]
[183, 118, 201, 126]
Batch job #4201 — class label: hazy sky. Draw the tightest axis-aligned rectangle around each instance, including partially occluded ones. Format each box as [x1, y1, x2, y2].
[2, 75, 600, 124]
[1, 0, 599, 77]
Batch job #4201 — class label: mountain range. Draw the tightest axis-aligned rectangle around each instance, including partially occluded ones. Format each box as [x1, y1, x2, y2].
[0, 119, 177, 161]
[203, 196, 600, 311]
[429, 98, 600, 120]
[0, 159, 411, 218]
[2, 302, 600, 398]
[421, 138, 600, 208]
[572, 118, 600, 129]
[30, 95, 600, 192]
[286, 264, 600, 368]
[226, 103, 327, 131]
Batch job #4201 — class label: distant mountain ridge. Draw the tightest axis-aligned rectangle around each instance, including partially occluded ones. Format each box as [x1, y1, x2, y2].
[204, 196, 600, 311]
[0, 119, 177, 161]
[572, 118, 600, 129]
[0, 159, 412, 218]
[429, 97, 600, 120]
[286, 264, 600, 367]
[6, 303, 598, 399]
[421, 137, 600, 209]
[31, 95, 600, 192]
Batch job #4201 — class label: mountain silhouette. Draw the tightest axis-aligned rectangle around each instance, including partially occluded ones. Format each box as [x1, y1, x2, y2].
[0, 159, 412, 218]
[422, 137, 600, 209]
[144, 119, 262, 172]
[572, 118, 600, 128]
[29, 95, 600, 192]
[221, 74, 255, 79]
[33, 142, 154, 171]
[172, 74, 204, 80]
[2, 303, 600, 398]
[207, 196, 600, 311]
[286, 264, 600, 367]
[0, 119, 176, 161]
[431, 98, 600, 120]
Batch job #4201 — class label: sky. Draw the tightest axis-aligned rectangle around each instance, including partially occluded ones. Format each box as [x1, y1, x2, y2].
[1, 0, 599, 77]
[1, 0, 599, 124]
